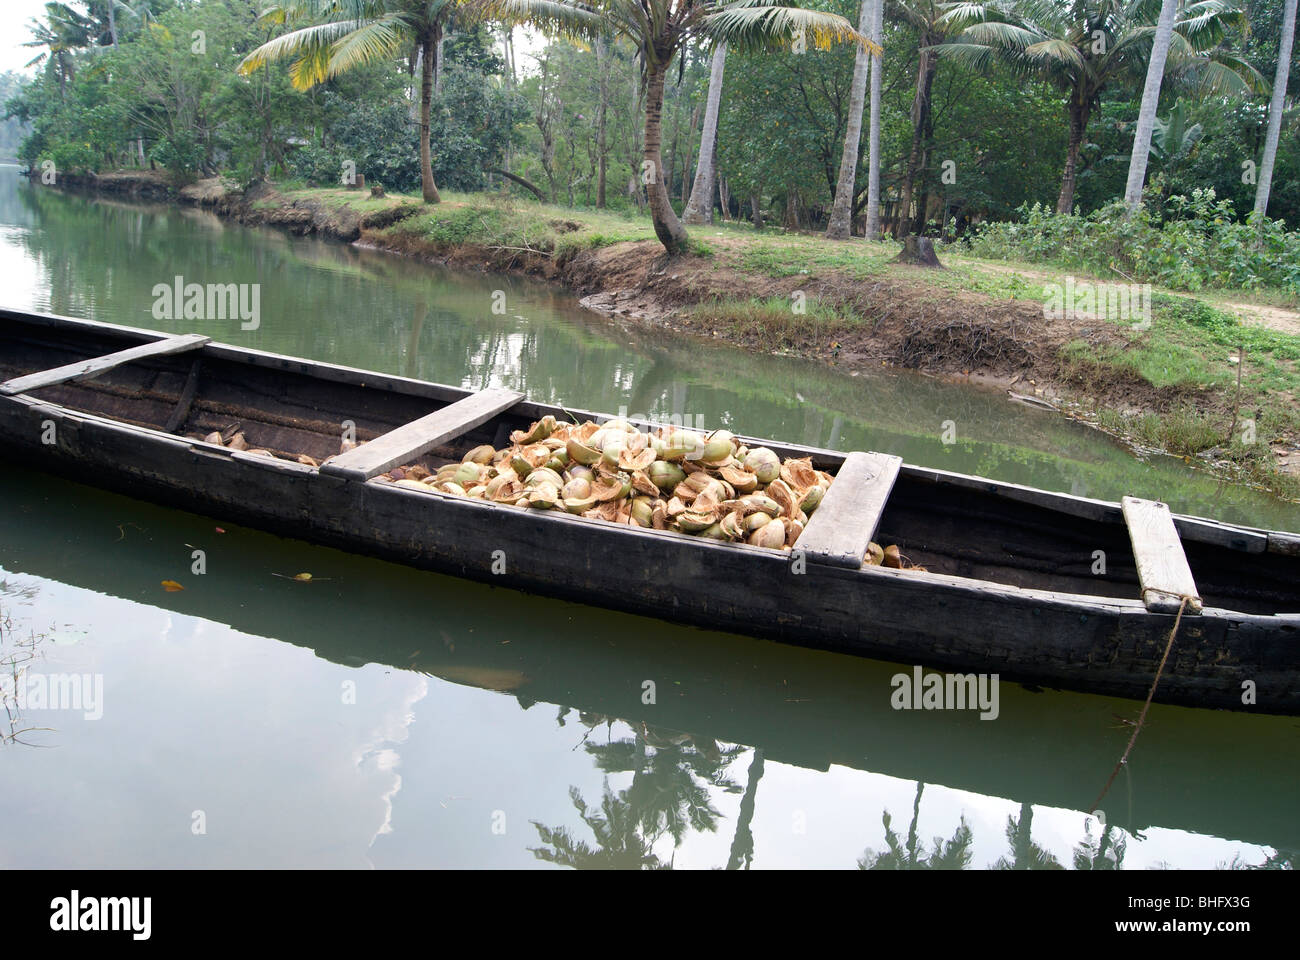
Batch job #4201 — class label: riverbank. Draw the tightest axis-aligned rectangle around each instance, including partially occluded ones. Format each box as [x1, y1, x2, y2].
[46, 169, 1300, 499]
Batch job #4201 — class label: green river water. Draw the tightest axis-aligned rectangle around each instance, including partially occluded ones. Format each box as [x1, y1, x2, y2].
[0, 165, 1295, 869]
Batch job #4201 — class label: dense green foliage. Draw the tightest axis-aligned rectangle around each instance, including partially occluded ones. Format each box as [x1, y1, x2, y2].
[968, 191, 1300, 293]
[6, 1, 522, 192]
[4, 0, 1298, 260]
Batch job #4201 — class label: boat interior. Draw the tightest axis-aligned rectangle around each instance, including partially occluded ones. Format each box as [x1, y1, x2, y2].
[2, 313, 1298, 617]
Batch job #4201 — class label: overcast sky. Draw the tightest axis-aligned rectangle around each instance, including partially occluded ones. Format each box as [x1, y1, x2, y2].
[2, 1, 53, 75]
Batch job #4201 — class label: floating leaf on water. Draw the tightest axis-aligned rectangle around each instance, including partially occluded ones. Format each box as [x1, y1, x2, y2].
[161, 580, 185, 592]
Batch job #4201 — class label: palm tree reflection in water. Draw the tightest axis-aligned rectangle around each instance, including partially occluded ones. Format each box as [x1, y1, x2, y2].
[525, 713, 1210, 871]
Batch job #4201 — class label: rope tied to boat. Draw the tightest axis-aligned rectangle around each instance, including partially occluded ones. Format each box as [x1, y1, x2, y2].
[1088, 595, 1192, 816]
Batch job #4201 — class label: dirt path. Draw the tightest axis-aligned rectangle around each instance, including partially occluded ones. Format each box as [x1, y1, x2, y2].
[965, 259, 1300, 337]
[1219, 301, 1300, 337]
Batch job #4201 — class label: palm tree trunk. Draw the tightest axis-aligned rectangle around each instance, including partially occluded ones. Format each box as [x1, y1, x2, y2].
[1056, 97, 1090, 213]
[1123, 0, 1179, 208]
[725, 747, 764, 870]
[896, 42, 937, 238]
[865, 0, 884, 240]
[435, 31, 446, 96]
[419, 33, 442, 204]
[683, 44, 727, 225]
[645, 59, 689, 254]
[1255, 0, 1297, 217]
[827, 0, 872, 240]
[596, 35, 609, 208]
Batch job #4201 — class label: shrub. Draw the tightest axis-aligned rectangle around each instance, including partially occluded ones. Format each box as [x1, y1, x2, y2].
[968, 190, 1300, 296]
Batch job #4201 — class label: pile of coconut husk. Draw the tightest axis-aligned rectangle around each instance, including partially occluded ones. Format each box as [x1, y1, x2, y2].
[200, 428, 320, 467]
[371, 416, 918, 566]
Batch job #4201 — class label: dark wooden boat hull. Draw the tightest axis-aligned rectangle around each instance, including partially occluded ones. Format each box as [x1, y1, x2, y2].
[2, 309, 1298, 714]
[2, 473, 1292, 849]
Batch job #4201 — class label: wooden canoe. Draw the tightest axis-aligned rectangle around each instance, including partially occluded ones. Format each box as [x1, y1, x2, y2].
[1, 308, 1298, 713]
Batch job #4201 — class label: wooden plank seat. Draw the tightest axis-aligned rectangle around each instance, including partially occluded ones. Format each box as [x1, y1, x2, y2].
[0, 333, 211, 397]
[319, 386, 524, 481]
[1122, 496, 1204, 614]
[797, 451, 903, 568]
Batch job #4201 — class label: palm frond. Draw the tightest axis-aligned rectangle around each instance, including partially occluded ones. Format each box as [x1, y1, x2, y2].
[322, 17, 407, 79]
[1022, 36, 1086, 68]
[703, 5, 877, 55]
[237, 19, 365, 78]
[953, 20, 1044, 50]
[473, 0, 605, 41]
[1173, 50, 1271, 98]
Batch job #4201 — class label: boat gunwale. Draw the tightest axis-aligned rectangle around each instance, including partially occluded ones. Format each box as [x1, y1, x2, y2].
[11, 386, 1296, 622]
[2, 307, 1296, 574]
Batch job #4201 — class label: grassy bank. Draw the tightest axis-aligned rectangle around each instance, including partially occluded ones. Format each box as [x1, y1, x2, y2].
[191, 179, 1300, 500]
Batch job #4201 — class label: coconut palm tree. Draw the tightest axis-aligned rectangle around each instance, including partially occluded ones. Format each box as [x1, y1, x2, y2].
[992, 803, 1064, 869]
[1122, 0, 1179, 207]
[1254, 0, 1296, 217]
[892, 0, 970, 238]
[826, 0, 873, 240]
[23, 2, 94, 99]
[1072, 818, 1127, 869]
[238, 0, 469, 204]
[725, 746, 764, 869]
[942, 0, 1265, 214]
[683, 43, 727, 224]
[858, 782, 975, 869]
[583, 722, 743, 846]
[483, 0, 876, 255]
[531, 782, 672, 868]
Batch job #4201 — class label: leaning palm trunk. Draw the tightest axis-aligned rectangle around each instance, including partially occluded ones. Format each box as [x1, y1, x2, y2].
[1123, 0, 1179, 208]
[1255, 0, 1297, 217]
[826, 0, 872, 239]
[645, 60, 690, 254]
[864, 0, 884, 240]
[419, 32, 442, 204]
[896, 43, 936, 238]
[684, 44, 728, 225]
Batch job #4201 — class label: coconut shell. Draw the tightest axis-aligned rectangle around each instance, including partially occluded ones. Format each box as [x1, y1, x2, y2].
[631, 471, 660, 497]
[780, 457, 819, 492]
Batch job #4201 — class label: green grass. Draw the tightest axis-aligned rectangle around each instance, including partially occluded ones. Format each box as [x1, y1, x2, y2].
[284, 185, 421, 213]
[367, 191, 661, 257]
[686, 295, 857, 338]
[265, 181, 1300, 499]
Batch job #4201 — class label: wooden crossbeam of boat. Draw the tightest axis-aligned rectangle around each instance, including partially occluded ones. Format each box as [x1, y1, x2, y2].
[0, 333, 210, 397]
[1122, 496, 1203, 614]
[320, 386, 524, 481]
[797, 451, 902, 568]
